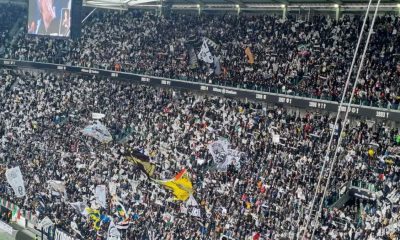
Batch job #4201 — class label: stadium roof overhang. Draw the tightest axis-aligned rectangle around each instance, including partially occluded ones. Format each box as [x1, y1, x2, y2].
[80, 0, 400, 11]
[1, 0, 399, 10]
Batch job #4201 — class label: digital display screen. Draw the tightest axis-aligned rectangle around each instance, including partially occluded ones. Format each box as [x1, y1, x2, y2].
[28, 0, 72, 37]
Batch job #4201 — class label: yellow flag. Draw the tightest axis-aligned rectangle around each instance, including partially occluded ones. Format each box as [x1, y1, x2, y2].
[85, 208, 101, 230]
[246, 202, 251, 209]
[157, 169, 193, 201]
[245, 47, 254, 64]
[368, 149, 375, 157]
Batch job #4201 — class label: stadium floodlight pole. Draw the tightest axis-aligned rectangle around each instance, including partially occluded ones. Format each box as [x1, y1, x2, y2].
[82, 8, 97, 24]
[310, 0, 381, 238]
[297, 0, 373, 238]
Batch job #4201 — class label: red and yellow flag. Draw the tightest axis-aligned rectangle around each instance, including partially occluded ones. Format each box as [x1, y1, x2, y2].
[156, 169, 193, 201]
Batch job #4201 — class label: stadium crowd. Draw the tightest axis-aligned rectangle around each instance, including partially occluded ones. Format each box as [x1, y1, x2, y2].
[1, 7, 400, 109]
[0, 3, 24, 57]
[0, 68, 399, 240]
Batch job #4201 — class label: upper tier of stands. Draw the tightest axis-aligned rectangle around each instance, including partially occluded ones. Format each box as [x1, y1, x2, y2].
[1, 7, 399, 110]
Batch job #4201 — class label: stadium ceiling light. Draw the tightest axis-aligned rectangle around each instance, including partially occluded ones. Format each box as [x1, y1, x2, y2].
[83, 1, 128, 10]
[281, 4, 286, 9]
[334, 4, 339, 8]
[197, 4, 200, 8]
[341, 3, 397, 9]
[397, 3, 400, 8]
[235, 4, 240, 8]
[127, 0, 159, 6]
[134, 4, 161, 7]
[245, 4, 288, 8]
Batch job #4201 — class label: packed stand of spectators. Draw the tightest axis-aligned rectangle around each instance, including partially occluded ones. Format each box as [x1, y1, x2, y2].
[1, 5, 400, 109]
[0, 4, 24, 57]
[0, 68, 399, 239]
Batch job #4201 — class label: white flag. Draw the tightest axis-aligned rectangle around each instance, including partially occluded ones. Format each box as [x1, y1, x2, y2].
[54, 228, 75, 240]
[109, 182, 117, 196]
[272, 134, 280, 144]
[38, 216, 54, 232]
[180, 205, 188, 214]
[186, 195, 199, 207]
[69, 201, 87, 215]
[95, 185, 107, 208]
[81, 122, 112, 143]
[197, 40, 214, 63]
[47, 180, 66, 194]
[190, 208, 201, 217]
[213, 55, 221, 75]
[107, 220, 121, 240]
[71, 221, 82, 237]
[92, 112, 106, 120]
[203, 37, 219, 49]
[5, 166, 26, 198]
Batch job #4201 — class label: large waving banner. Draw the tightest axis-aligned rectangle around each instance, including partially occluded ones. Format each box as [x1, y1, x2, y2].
[5, 167, 26, 198]
[226, 149, 242, 169]
[156, 169, 193, 201]
[208, 140, 230, 171]
[81, 122, 112, 143]
[208, 140, 244, 171]
[198, 40, 214, 63]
